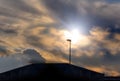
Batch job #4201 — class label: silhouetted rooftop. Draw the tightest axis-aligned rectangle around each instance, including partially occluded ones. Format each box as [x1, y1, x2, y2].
[0, 63, 104, 81]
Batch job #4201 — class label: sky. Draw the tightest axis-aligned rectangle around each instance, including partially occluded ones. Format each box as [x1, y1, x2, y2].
[0, 49, 45, 73]
[0, 0, 120, 76]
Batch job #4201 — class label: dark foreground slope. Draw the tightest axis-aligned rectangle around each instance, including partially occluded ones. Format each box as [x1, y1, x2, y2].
[104, 76, 120, 81]
[0, 63, 104, 81]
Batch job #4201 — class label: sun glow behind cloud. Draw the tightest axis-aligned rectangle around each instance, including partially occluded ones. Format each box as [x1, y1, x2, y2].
[64, 29, 80, 44]
[64, 29, 90, 47]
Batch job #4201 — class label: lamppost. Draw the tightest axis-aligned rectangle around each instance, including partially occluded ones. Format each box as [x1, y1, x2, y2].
[67, 39, 72, 64]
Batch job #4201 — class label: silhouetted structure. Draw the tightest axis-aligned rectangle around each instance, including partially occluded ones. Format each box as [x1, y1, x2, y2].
[0, 63, 104, 81]
[104, 76, 120, 81]
[67, 39, 72, 64]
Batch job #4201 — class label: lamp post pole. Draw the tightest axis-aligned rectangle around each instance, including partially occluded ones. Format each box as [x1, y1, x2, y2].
[67, 39, 72, 64]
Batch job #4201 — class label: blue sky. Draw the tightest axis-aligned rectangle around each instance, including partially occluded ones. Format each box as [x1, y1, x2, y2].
[106, 0, 120, 3]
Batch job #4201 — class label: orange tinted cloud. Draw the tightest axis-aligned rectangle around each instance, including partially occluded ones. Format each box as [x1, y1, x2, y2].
[0, 0, 120, 76]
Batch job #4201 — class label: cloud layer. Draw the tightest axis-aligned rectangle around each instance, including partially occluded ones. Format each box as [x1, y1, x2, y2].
[0, 0, 120, 76]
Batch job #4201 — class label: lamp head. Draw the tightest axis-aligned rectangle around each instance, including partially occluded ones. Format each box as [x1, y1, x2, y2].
[67, 39, 71, 42]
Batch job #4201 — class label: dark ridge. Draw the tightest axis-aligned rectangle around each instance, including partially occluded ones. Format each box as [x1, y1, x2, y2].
[0, 63, 105, 81]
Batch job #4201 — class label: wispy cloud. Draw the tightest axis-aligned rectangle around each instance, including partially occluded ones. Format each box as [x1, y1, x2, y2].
[0, 0, 120, 76]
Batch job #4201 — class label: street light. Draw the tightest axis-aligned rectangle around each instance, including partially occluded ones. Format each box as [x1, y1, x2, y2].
[67, 39, 72, 64]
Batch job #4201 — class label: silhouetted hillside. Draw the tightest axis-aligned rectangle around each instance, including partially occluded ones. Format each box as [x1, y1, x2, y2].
[0, 63, 104, 81]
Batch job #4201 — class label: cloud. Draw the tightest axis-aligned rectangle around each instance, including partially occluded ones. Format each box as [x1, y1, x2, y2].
[69, 26, 120, 76]
[23, 49, 45, 63]
[42, 0, 120, 30]
[0, 48, 45, 73]
[0, 27, 18, 35]
[0, 0, 40, 14]
[0, 0, 120, 76]
[0, 45, 9, 56]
